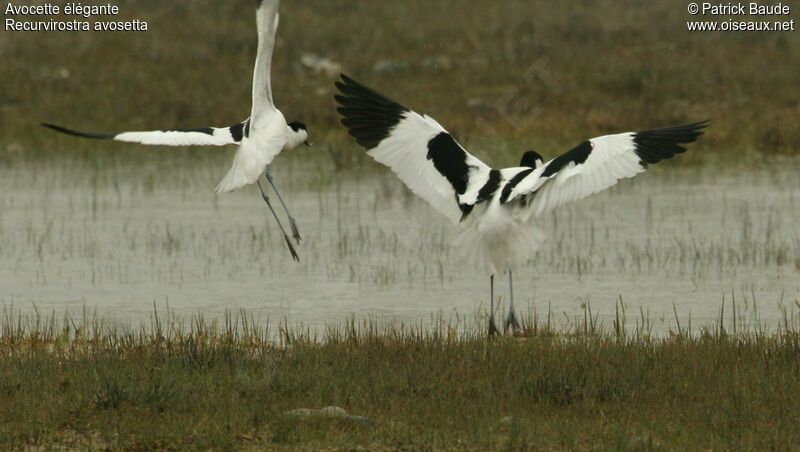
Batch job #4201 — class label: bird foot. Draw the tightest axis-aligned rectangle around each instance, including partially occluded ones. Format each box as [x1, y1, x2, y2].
[283, 234, 300, 262]
[505, 310, 521, 333]
[488, 315, 499, 337]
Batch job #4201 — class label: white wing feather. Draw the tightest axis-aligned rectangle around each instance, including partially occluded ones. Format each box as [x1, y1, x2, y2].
[42, 123, 243, 147]
[113, 128, 240, 146]
[366, 112, 476, 224]
[251, 0, 280, 121]
[510, 132, 645, 219]
[335, 75, 492, 225]
[217, 0, 286, 194]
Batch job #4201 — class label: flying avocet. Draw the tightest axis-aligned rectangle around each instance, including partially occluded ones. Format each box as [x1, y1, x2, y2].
[43, 0, 308, 261]
[334, 74, 708, 335]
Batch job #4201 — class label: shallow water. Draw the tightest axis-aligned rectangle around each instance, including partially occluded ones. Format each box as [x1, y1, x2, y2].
[1, 154, 799, 335]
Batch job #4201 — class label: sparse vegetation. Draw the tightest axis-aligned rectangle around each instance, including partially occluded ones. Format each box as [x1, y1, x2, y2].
[2, 309, 800, 450]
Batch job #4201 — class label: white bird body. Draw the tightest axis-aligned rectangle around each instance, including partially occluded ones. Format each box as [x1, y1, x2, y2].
[214, 0, 306, 194]
[454, 178, 546, 275]
[215, 110, 288, 193]
[335, 74, 708, 333]
[43, 0, 308, 259]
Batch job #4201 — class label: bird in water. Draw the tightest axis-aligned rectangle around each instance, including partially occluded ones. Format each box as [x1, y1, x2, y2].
[334, 74, 708, 335]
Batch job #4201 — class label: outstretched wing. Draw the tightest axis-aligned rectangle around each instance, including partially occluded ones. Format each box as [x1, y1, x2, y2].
[334, 74, 492, 225]
[250, 0, 280, 122]
[505, 121, 709, 217]
[42, 121, 247, 146]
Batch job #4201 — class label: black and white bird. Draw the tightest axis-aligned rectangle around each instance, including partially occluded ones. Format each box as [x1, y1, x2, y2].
[334, 74, 708, 335]
[43, 0, 309, 260]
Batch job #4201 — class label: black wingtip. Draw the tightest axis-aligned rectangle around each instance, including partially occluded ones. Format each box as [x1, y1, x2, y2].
[42, 123, 116, 140]
[333, 73, 349, 91]
[680, 119, 711, 136]
[633, 120, 710, 165]
[338, 73, 354, 84]
[42, 122, 70, 134]
[333, 74, 410, 150]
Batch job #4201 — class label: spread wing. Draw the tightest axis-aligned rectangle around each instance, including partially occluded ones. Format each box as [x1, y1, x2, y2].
[334, 74, 492, 224]
[42, 121, 247, 146]
[250, 0, 280, 122]
[505, 121, 709, 217]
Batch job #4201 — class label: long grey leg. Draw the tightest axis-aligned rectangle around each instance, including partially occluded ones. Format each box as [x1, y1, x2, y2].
[488, 274, 499, 336]
[266, 165, 301, 244]
[506, 269, 521, 331]
[257, 180, 299, 262]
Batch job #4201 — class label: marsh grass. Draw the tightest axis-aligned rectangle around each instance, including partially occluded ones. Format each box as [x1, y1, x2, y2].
[2, 305, 800, 450]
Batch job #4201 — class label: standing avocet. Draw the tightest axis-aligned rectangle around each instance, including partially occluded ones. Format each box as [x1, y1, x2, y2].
[43, 0, 308, 261]
[334, 74, 708, 335]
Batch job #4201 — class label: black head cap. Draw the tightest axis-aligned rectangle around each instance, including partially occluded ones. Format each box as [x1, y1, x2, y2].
[520, 151, 543, 168]
[288, 121, 307, 132]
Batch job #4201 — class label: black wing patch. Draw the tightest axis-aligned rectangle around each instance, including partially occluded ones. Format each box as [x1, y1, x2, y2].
[476, 169, 501, 203]
[541, 140, 593, 178]
[505, 140, 591, 206]
[334, 74, 410, 150]
[180, 127, 214, 135]
[499, 168, 534, 204]
[633, 120, 709, 166]
[230, 121, 246, 142]
[427, 132, 472, 195]
[459, 169, 501, 220]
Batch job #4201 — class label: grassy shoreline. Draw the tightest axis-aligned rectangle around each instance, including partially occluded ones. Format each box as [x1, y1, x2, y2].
[2, 309, 800, 450]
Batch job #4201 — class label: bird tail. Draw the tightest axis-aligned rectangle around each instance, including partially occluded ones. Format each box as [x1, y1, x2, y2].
[215, 164, 250, 194]
[453, 222, 545, 274]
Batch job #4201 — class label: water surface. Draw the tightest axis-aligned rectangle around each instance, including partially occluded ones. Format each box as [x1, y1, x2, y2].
[2, 155, 798, 335]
